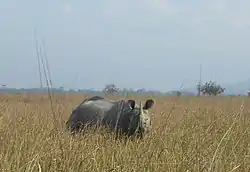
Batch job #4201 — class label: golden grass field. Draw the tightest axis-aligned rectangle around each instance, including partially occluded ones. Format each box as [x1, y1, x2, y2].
[0, 93, 250, 172]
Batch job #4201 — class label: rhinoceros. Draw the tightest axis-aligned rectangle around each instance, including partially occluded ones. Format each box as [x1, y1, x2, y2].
[65, 96, 154, 138]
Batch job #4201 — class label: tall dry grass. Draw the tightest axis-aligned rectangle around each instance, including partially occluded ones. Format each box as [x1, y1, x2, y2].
[0, 93, 250, 172]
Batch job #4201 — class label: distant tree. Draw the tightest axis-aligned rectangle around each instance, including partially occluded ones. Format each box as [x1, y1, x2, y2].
[102, 84, 120, 94]
[199, 81, 226, 96]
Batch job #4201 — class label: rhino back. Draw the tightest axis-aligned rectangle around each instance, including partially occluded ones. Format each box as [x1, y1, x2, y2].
[69, 99, 114, 125]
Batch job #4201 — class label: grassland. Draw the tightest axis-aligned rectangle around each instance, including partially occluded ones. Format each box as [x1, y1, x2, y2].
[0, 93, 250, 172]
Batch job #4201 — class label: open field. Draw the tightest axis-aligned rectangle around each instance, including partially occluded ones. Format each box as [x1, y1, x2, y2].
[0, 93, 250, 172]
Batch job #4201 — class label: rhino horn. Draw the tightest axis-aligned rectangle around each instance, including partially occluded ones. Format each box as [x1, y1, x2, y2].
[139, 101, 144, 115]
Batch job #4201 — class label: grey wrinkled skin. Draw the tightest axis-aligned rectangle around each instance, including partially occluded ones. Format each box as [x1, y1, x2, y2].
[65, 96, 154, 138]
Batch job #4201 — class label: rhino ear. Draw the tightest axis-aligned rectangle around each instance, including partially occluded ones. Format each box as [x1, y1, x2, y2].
[127, 100, 135, 109]
[143, 99, 154, 110]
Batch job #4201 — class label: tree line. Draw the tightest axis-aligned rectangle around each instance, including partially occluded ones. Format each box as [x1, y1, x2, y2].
[103, 81, 226, 96]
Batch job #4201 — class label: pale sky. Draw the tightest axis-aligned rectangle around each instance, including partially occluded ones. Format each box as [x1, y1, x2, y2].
[0, 0, 250, 91]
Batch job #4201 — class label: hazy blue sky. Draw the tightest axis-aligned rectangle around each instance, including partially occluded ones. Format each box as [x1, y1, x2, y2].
[0, 0, 250, 91]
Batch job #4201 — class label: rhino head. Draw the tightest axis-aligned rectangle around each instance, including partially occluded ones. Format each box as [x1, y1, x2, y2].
[123, 99, 154, 138]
